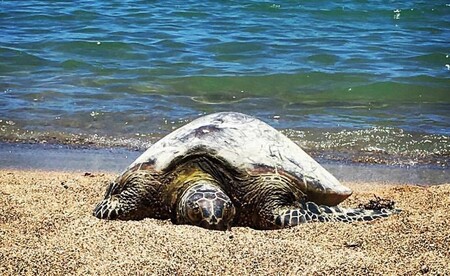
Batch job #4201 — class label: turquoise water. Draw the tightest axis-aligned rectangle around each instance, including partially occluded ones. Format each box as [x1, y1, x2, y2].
[0, 1, 449, 167]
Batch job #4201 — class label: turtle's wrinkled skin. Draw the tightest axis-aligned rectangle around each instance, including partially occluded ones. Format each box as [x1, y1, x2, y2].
[93, 112, 398, 230]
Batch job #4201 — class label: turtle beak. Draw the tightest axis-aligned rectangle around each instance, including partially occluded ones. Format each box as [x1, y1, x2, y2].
[199, 216, 227, 231]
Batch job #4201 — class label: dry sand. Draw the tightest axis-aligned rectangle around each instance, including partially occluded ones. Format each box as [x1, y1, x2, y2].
[0, 169, 449, 275]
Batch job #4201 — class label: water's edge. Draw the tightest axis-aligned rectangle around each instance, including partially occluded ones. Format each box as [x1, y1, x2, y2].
[1, 142, 447, 185]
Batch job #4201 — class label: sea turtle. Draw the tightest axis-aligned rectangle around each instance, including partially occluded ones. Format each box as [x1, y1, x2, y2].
[93, 112, 397, 230]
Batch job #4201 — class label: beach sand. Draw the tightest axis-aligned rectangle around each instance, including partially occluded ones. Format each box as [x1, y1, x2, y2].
[0, 169, 448, 275]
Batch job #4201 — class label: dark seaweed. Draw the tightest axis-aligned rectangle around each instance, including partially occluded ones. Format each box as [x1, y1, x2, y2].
[358, 195, 396, 210]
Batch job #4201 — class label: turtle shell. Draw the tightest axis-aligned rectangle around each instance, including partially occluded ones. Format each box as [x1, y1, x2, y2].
[125, 112, 352, 206]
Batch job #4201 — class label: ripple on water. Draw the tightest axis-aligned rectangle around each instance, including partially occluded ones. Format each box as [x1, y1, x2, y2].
[1, 0, 449, 169]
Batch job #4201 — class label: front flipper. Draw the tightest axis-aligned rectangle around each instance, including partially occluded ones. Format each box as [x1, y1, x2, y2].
[93, 181, 129, 220]
[272, 202, 400, 228]
[93, 170, 169, 220]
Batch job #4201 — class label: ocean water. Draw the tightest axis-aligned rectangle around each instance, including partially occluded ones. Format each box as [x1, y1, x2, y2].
[1, 1, 449, 168]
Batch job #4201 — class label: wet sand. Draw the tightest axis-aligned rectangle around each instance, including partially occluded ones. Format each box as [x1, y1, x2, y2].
[1, 169, 449, 275]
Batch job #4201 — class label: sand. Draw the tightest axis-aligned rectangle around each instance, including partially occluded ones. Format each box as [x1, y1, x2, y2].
[0, 169, 449, 275]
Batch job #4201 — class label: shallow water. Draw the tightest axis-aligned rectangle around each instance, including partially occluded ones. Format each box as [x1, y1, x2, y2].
[1, 1, 449, 167]
[1, 142, 447, 184]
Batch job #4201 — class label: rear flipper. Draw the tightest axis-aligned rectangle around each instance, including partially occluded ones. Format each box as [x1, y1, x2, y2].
[273, 201, 400, 228]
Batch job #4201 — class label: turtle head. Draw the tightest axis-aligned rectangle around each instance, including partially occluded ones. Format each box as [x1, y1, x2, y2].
[177, 181, 235, 231]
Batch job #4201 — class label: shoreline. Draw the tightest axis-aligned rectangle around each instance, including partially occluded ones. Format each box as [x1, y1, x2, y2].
[1, 122, 448, 169]
[1, 142, 448, 185]
[0, 169, 448, 274]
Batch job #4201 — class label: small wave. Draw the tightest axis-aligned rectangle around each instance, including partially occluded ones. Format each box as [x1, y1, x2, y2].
[0, 120, 448, 168]
[60, 59, 93, 70]
[190, 95, 247, 105]
[0, 47, 48, 67]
